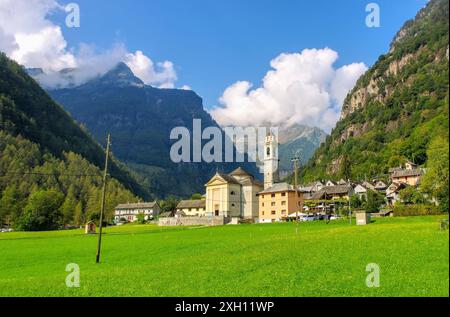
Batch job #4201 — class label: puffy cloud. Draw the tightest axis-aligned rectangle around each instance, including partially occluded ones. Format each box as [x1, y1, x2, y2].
[0, 27, 18, 54]
[34, 43, 129, 88]
[331, 62, 368, 106]
[0, 0, 178, 89]
[124, 51, 177, 88]
[0, 0, 74, 72]
[211, 48, 367, 132]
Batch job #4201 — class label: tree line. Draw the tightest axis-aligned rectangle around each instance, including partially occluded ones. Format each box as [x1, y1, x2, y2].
[0, 131, 137, 230]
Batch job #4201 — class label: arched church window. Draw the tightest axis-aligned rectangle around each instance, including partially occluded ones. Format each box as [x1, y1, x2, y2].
[267, 147, 271, 156]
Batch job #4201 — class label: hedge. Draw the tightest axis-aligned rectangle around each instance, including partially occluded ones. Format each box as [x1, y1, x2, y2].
[393, 204, 444, 216]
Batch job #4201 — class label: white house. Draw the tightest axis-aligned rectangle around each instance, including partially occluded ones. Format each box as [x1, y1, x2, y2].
[354, 184, 368, 198]
[374, 180, 388, 191]
[386, 182, 408, 206]
[114, 202, 161, 222]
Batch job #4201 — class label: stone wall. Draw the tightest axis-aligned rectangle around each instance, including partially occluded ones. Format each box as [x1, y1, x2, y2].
[158, 216, 230, 227]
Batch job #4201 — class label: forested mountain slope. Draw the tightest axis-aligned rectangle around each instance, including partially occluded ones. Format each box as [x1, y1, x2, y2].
[301, 0, 449, 184]
[0, 53, 142, 229]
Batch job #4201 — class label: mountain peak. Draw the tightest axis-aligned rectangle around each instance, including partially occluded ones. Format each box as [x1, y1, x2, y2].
[96, 62, 144, 87]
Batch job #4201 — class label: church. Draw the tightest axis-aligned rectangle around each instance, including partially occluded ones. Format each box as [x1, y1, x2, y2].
[174, 132, 302, 222]
[204, 167, 263, 219]
[201, 131, 302, 222]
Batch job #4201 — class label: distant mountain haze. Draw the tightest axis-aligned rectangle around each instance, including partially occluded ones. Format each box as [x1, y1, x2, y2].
[278, 124, 327, 176]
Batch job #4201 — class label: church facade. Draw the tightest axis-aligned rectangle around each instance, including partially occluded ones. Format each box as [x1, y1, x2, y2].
[204, 167, 263, 219]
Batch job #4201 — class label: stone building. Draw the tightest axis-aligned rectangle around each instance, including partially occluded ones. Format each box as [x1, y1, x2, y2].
[114, 202, 161, 222]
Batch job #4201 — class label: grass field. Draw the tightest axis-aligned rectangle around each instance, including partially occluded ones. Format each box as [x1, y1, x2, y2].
[0, 216, 448, 297]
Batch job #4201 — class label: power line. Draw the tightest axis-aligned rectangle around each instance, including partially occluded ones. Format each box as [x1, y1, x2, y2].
[0, 171, 102, 177]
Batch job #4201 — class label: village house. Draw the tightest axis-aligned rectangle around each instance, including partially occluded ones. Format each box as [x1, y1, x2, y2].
[298, 181, 323, 200]
[389, 161, 424, 186]
[391, 169, 424, 186]
[386, 182, 408, 205]
[374, 180, 388, 191]
[311, 185, 354, 201]
[114, 202, 161, 222]
[176, 199, 206, 216]
[257, 183, 303, 223]
[354, 184, 368, 198]
[362, 181, 376, 191]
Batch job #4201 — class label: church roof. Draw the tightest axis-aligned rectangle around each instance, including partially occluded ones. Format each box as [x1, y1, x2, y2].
[205, 167, 263, 187]
[212, 172, 241, 184]
[229, 167, 253, 177]
[239, 177, 263, 187]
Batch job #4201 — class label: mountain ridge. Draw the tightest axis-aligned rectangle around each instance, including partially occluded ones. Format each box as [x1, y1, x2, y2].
[299, 0, 449, 183]
[49, 62, 260, 198]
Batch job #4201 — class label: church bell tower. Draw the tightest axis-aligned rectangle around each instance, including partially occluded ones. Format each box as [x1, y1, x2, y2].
[264, 131, 279, 189]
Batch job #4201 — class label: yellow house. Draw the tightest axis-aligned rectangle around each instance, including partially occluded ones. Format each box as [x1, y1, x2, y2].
[257, 183, 303, 223]
[205, 168, 263, 219]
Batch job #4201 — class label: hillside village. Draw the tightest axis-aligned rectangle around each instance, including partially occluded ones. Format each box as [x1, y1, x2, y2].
[0, 0, 447, 233]
[113, 132, 428, 225]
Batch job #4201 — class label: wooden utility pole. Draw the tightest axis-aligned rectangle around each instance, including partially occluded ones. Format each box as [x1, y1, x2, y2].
[348, 179, 352, 226]
[291, 157, 300, 233]
[96, 133, 111, 264]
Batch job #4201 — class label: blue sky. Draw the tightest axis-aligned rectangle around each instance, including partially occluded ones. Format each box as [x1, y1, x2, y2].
[0, 0, 429, 130]
[54, 0, 428, 109]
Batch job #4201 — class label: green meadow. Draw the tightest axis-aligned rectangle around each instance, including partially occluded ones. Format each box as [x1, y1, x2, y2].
[0, 216, 448, 297]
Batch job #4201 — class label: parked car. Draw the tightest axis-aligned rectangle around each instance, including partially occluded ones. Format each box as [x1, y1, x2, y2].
[330, 215, 342, 220]
[300, 215, 316, 222]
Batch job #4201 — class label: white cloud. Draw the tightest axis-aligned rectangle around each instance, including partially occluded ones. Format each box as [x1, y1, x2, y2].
[331, 62, 368, 106]
[0, 0, 178, 89]
[124, 51, 177, 88]
[211, 48, 367, 132]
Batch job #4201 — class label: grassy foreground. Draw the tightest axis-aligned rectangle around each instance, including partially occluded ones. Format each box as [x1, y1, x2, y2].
[0, 216, 448, 297]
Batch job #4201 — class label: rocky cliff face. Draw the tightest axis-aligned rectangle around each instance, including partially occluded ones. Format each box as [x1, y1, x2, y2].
[278, 124, 327, 175]
[300, 0, 449, 183]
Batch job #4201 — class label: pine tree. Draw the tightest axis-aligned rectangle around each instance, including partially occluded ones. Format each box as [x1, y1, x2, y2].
[73, 201, 84, 227]
[60, 187, 77, 227]
[0, 185, 24, 227]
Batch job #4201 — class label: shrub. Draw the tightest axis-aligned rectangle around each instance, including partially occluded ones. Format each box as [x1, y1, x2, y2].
[136, 213, 147, 224]
[393, 204, 444, 216]
[14, 189, 64, 231]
